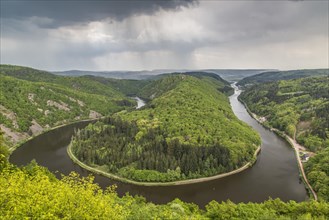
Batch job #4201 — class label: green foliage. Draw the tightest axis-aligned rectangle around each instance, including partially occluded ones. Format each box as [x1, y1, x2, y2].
[305, 148, 329, 201]
[240, 76, 329, 151]
[72, 75, 260, 182]
[0, 75, 126, 132]
[238, 69, 329, 87]
[0, 130, 9, 170]
[80, 75, 150, 96]
[0, 65, 144, 146]
[1, 162, 329, 219]
[0, 64, 149, 98]
[240, 75, 329, 202]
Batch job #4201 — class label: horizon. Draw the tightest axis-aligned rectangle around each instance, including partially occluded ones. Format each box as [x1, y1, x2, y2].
[1, 63, 329, 73]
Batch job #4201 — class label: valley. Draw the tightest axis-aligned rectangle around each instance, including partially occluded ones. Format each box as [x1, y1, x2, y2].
[1, 1, 328, 218]
[1, 66, 328, 218]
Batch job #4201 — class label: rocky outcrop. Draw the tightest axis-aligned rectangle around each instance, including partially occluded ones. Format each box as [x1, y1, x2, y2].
[0, 124, 29, 144]
[47, 100, 70, 111]
[28, 120, 43, 136]
[89, 110, 102, 119]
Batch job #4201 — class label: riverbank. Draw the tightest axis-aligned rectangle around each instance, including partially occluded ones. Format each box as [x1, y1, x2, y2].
[67, 142, 261, 186]
[238, 98, 318, 201]
[8, 117, 101, 153]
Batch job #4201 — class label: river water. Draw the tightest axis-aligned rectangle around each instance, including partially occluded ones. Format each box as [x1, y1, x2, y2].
[10, 91, 307, 207]
[133, 97, 146, 109]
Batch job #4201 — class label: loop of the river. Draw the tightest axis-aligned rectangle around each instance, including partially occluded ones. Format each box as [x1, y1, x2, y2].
[10, 87, 308, 208]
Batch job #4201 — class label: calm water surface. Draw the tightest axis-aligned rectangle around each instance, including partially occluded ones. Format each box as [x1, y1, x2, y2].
[10, 91, 308, 207]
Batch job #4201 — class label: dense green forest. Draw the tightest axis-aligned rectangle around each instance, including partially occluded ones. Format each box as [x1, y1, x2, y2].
[1, 132, 328, 219]
[0, 65, 144, 146]
[237, 69, 328, 87]
[0, 64, 149, 97]
[304, 148, 329, 202]
[71, 75, 260, 182]
[0, 158, 328, 219]
[240, 76, 329, 151]
[239, 76, 329, 201]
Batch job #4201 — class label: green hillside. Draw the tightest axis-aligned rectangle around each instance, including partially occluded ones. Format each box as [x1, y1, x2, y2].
[0, 65, 139, 147]
[240, 76, 329, 151]
[141, 72, 233, 99]
[237, 69, 329, 87]
[239, 76, 329, 201]
[71, 74, 260, 182]
[0, 64, 144, 97]
[305, 148, 329, 201]
[0, 160, 328, 219]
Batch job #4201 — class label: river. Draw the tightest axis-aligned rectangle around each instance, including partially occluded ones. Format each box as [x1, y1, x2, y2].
[10, 91, 307, 208]
[133, 97, 146, 109]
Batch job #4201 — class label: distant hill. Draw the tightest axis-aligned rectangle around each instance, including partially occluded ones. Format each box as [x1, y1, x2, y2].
[52, 69, 190, 80]
[202, 69, 274, 82]
[53, 69, 272, 82]
[237, 69, 329, 87]
[143, 71, 234, 99]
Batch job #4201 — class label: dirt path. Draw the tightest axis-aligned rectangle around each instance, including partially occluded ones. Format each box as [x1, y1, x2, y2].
[286, 132, 318, 201]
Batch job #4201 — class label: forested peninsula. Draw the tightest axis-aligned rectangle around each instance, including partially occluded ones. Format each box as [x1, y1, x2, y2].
[71, 74, 261, 183]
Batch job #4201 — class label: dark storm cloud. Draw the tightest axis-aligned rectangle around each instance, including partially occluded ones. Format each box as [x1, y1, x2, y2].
[1, 0, 197, 27]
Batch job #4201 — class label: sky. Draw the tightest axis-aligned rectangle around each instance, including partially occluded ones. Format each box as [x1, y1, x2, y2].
[1, 0, 328, 71]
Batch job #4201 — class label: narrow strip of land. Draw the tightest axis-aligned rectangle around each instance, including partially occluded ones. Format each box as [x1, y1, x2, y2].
[246, 109, 318, 201]
[285, 134, 318, 201]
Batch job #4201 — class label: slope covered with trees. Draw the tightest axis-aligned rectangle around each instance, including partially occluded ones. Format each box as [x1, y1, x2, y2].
[0, 159, 328, 219]
[239, 76, 329, 201]
[71, 75, 260, 182]
[304, 148, 329, 201]
[0, 65, 140, 146]
[0, 64, 148, 97]
[240, 76, 329, 151]
[237, 69, 328, 87]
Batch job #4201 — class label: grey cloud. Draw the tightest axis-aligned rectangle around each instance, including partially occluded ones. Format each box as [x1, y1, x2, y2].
[0, 0, 327, 71]
[1, 0, 197, 27]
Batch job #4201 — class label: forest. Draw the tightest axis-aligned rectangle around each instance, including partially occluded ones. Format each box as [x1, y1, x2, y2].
[1, 157, 328, 219]
[71, 74, 260, 182]
[0, 65, 145, 146]
[238, 69, 328, 87]
[2, 65, 329, 217]
[239, 75, 329, 201]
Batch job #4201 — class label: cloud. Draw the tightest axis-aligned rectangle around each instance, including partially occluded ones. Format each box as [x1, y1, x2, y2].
[0, 0, 328, 70]
[1, 0, 197, 27]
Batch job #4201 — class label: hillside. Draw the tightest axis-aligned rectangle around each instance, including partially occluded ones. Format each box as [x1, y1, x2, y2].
[237, 69, 329, 87]
[0, 65, 140, 146]
[239, 76, 329, 201]
[53, 68, 270, 82]
[305, 148, 329, 201]
[0, 64, 146, 97]
[71, 74, 260, 183]
[0, 159, 328, 219]
[144, 71, 234, 97]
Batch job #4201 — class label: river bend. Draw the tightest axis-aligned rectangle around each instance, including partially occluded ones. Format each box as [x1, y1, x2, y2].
[10, 92, 307, 207]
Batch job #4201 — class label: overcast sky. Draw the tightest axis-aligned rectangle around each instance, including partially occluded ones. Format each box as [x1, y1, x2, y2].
[1, 0, 328, 71]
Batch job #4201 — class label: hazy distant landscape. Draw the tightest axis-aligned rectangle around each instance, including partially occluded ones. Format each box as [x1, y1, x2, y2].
[1, 0, 328, 219]
[53, 69, 273, 81]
